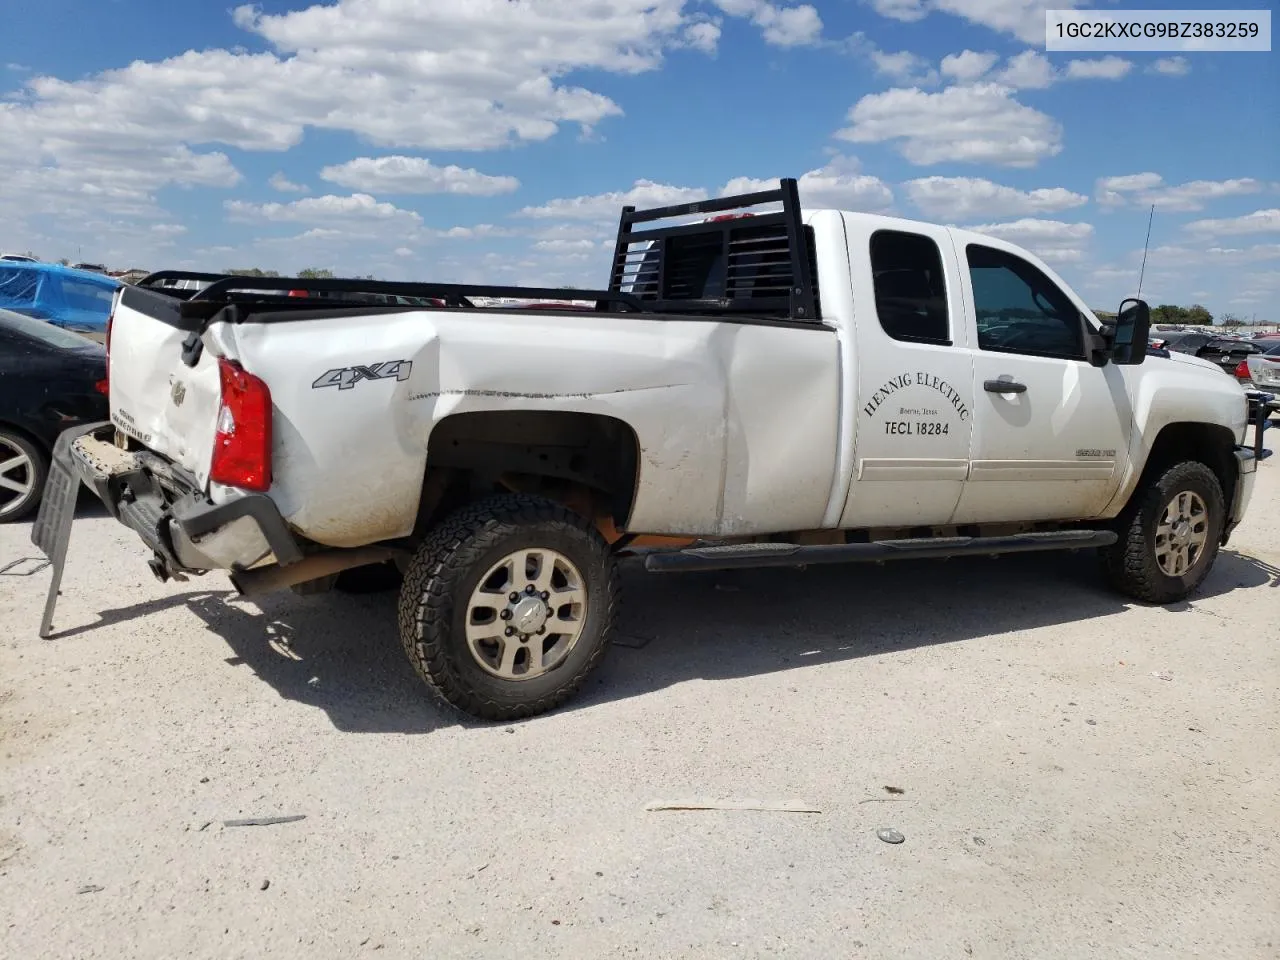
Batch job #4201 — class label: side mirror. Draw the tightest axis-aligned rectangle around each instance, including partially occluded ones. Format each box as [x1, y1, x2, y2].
[1111, 297, 1150, 365]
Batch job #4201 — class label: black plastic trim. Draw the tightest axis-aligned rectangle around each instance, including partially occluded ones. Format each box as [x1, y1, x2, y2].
[644, 530, 1119, 573]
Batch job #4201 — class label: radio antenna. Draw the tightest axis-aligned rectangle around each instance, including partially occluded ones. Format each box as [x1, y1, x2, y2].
[1136, 203, 1155, 298]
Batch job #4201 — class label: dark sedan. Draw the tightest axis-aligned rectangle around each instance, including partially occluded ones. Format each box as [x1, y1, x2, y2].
[1165, 331, 1262, 378]
[0, 308, 109, 522]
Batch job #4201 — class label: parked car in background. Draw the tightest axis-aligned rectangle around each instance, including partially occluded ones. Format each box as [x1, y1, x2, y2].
[0, 262, 121, 336]
[1240, 339, 1280, 390]
[1165, 331, 1262, 378]
[0, 308, 109, 521]
[71, 262, 108, 274]
[2, 254, 40, 263]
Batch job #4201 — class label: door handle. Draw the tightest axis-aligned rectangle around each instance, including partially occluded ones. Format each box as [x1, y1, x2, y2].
[984, 379, 1027, 394]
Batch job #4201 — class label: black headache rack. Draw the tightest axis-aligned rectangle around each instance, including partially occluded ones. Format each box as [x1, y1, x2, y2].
[131, 177, 820, 323]
[134, 271, 647, 318]
[608, 177, 820, 322]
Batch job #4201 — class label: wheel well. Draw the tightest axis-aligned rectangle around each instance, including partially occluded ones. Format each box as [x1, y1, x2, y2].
[416, 411, 640, 535]
[1134, 421, 1237, 511]
[0, 420, 51, 458]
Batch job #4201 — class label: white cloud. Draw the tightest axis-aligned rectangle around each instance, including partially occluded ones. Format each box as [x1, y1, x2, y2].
[682, 20, 722, 52]
[534, 238, 602, 252]
[721, 156, 895, 212]
[1064, 56, 1133, 81]
[939, 50, 998, 82]
[905, 176, 1087, 220]
[716, 156, 896, 209]
[869, 49, 939, 84]
[1183, 209, 1280, 237]
[835, 83, 1062, 167]
[1149, 56, 1190, 76]
[225, 193, 424, 228]
[433, 224, 518, 239]
[1145, 243, 1280, 268]
[964, 218, 1094, 263]
[269, 172, 309, 193]
[319, 156, 519, 196]
[994, 50, 1055, 89]
[1096, 174, 1264, 212]
[710, 0, 824, 46]
[0, 0, 817, 243]
[864, 0, 1084, 45]
[394, 247, 414, 257]
[516, 179, 709, 220]
[991, 51, 1132, 89]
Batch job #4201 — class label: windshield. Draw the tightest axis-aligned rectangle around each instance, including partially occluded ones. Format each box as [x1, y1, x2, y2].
[1264, 340, 1280, 356]
[0, 307, 98, 350]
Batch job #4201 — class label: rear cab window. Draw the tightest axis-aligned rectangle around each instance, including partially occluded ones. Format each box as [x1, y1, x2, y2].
[869, 230, 951, 345]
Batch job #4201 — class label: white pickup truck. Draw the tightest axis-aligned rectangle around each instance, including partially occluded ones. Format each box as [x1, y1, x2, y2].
[32, 179, 1274, 720]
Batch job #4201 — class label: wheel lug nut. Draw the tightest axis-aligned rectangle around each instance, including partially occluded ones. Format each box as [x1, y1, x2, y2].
[540, 591, 549, 600]
[500, 610, 511, 620]
[526, 585, 536, 594]
[509, 592, 519, 602]
[536, 627, 545, 635]
[505, 627, 514, 636]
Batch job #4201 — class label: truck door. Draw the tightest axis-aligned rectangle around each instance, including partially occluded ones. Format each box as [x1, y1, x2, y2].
[951, 238, 1131, 523]
[838, 220, 975, 529]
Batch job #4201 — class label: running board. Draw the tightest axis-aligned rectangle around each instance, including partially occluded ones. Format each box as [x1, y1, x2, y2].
[643, 529, 1118, 573]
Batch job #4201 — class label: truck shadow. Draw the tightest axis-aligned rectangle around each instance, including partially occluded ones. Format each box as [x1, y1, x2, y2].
[154, 545, 1279, 732]
[58, 548, 1272, 733]
[181, 588, 453, 735]
[571, 547, 1280, 713]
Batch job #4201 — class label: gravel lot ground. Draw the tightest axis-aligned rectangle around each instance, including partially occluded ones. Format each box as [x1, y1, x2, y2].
[2, 465, 1277, 959]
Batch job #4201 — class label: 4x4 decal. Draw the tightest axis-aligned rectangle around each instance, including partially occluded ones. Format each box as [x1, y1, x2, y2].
[312, 360, 413, 391]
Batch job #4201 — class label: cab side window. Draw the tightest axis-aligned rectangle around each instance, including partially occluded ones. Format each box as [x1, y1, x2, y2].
[870, 230, 951, 346]
[966, 244, 1085, 360]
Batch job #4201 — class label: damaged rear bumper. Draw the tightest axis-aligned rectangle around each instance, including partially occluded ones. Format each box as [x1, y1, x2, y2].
[36, 421, 302, 581]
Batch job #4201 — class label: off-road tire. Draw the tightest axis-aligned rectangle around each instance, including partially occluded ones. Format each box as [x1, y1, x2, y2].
[397, 493, 619, 721]
[0, 429, 48, 524]
[1100, 460, 1225, 604]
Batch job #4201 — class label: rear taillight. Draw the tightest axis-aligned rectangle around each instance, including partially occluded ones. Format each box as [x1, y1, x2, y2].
[1234, 360, 1250, 379]
[102, 300, 115, 397]
[209, 358, 272, 491]
[287, 289, 309, 298]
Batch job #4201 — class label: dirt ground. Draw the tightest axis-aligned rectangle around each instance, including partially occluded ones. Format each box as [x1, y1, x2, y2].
[2, 465, 1277, 959]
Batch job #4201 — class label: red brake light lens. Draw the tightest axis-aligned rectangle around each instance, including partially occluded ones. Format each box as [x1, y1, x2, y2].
[210, 358, 272, 491]
[94, 379, 109, 395]
[1234, 360, 1250, 379]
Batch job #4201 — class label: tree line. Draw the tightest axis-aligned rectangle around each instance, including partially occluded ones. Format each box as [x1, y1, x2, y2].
[1094, 303, 1253, 328]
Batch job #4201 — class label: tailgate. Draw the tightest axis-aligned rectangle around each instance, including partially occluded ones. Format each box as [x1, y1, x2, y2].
[108, 288, 224, 487]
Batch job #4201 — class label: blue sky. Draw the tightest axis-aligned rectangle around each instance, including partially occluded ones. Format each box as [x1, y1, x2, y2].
[1, 0, 1276, 318]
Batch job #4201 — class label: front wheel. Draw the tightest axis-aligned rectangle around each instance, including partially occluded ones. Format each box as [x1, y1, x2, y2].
[397, 494, 619, 721]
[1100, 460, 1225, 604]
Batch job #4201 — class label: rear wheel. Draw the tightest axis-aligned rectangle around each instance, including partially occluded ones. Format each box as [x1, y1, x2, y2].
[397, 494, 618, 720]
[1101, 460, 1224, 603]
[0, 429, 47, 523]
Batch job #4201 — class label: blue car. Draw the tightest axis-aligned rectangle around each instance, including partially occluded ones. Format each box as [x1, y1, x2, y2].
[0, 261, 121, 334]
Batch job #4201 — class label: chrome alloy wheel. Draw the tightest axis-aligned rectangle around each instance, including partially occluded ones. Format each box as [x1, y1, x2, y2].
[1155, 490, 1209, 577]
[464, 548, 587, 680]
[0, 439, 36, 519]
